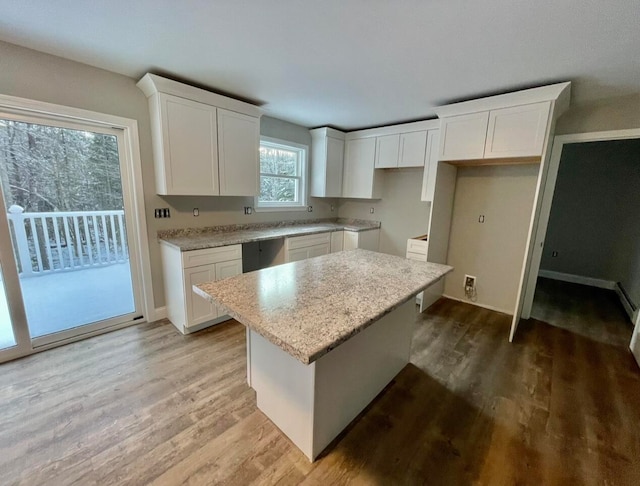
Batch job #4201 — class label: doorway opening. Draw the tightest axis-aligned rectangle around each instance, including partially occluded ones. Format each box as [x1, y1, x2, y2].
[525, 132, 640, 355]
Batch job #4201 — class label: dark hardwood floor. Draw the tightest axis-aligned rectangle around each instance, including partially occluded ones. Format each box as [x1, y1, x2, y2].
[1, 280, 639, 485]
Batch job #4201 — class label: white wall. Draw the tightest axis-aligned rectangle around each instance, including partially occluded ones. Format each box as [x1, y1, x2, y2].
[0, 40, 336, 309]
[443, 164, 539, 314]
[337, 168, 430, 256]
[541, 139, 640, 307]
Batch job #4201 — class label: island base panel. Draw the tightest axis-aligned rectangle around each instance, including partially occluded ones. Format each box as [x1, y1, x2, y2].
[249, 300, 415, 460]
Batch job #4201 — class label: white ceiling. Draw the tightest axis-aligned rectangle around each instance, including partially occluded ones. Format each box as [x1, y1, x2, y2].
[1, 1, 639, 130]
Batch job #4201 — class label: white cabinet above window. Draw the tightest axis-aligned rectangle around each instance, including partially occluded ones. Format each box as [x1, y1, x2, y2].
[138, 73, 262, 196]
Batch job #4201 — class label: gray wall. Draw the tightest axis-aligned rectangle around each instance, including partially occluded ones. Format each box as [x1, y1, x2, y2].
[337, 168, 431, 256]
[444, 164, 539, 314]
[541, 139, 640, 306]
[0, 41, 335, 309]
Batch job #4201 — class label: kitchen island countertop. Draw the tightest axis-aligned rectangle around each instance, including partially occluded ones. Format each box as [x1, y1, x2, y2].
[194, 249, 452, 364]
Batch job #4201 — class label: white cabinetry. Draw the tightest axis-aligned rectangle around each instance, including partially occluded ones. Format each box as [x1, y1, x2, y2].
[160, 243, 243, 334]
[310, 127, 345, 197]
[406, 235, 430, 312]
[375, 134, 400, 169]
[438, 101, 553, 162]
[343, 229, 380, 252]
[484, 102, 551, 159]
[218, 108, 260, 196]
[330, 231, 344, 252]
[153, 93, 220, 195]
[375, 130, 428, 169]
[343, 137, 382, 199]
[399, 131, 428, 168]
[421, 130, 440, 202]
[138, 73, 262, 196]
[284, 233, 331, 263]
[439, 112, 489, 161]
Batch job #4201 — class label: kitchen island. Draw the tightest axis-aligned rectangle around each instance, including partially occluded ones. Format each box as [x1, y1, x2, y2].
[195, 249, 452, 460]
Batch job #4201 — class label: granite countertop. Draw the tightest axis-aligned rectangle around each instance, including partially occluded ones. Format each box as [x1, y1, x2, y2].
[158, 218, 381, 251]
[194, 249, 452, 365]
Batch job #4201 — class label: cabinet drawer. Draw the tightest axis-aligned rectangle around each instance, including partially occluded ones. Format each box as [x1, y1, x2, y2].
[182, 244, 242, 268]
[406, 236, 429, 256]
[406, 251, 428, 262]
[286, 232, 331, 250]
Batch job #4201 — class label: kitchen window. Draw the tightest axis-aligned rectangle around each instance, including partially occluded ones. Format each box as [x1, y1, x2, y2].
[256, 137, 308, 210]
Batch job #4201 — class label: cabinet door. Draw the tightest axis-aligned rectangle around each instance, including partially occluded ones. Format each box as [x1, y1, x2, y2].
[286, 247, 310, 262]
[399, 131, 428, 168]
[214, 259, 243, 317]
[218, 108, 260, 196]
[330, 231, 344, 252]
[343, 138, 380, 198]
[439, 112, 489, 161]
[160, 93, 219, 195]
[421, 130, 440, 202]
[307, 243, 330, 259]
[484, 102, 551, 158]
[375, 134, 400, 168]
[325, 136, 345, 197]
[184, 264, 217, 327]
[343, 231, 359, 250]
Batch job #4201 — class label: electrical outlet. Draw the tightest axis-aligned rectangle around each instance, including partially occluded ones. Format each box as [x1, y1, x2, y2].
[552, 251, 559, 257]
[478, 215, 485, 223]
[370, 207, 375, 214]
[244, 206, 253, 215]
[154, 208, 170, 218]
[307, 206, 313, 212]
[193, 208, 199, 217]
[330, 204, 335, 212]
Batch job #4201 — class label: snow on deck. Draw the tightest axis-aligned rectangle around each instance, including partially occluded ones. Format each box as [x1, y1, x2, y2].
[0, 263, 135, 349]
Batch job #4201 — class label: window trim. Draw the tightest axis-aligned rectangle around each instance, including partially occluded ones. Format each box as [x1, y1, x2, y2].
[255, 136, 309, 212]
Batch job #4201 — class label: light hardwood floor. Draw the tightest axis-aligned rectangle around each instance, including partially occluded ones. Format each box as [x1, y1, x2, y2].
[1, 280, 639, 485]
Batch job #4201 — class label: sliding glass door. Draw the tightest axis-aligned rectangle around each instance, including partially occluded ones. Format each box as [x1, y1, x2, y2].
[0, 110, 143, 355]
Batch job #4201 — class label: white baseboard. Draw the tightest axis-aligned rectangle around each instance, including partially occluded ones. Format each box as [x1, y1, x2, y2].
[151, 306, 167, 322]
[538, 270, 616, 290]
[442, 294, 512, 316]
[614, 283, 637, 323]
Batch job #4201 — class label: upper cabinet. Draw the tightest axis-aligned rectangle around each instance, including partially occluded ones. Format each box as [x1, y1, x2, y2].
[374, 134, 400, 169]
[399, 131, 428, 168]
[138, 73, 262, 196]
[439, 112, 489, 161]
[435, 83, 571, 164]
[217, 109, 260, 196]
[420, 130, 440, 202]
[483, 102, 551, 159]
[310, 127, 345, 197]
[343, 137, 382, 199]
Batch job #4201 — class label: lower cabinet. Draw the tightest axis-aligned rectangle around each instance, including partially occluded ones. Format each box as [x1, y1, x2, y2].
[161, 243, 243, 334]
[343, 229, 380, 252]
[284, 232, 331, 263]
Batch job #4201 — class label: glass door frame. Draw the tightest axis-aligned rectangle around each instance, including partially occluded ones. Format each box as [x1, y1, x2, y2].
[0, 94, 154, 363]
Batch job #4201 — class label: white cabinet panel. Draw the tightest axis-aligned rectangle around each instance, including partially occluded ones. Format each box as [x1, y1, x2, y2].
[421, 130, 440, 202]
[399, 130, 428, 168]
[330, 231, 344, 252]
[310, 128, 345, 198]
[217, 108, 260, 196]
[286, 247, 311, 263]
[185, 264, 217, 327]
[308, 243, 330, 259]
[343, 138, 382, 199]
[484, 102, 551, 158]
[159, 93, 219, 195]
[439, 112, 489, 161]
[375, 134, 400, 169]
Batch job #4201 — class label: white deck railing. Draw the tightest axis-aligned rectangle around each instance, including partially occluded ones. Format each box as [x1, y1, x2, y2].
[7, 206, 128, 277]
